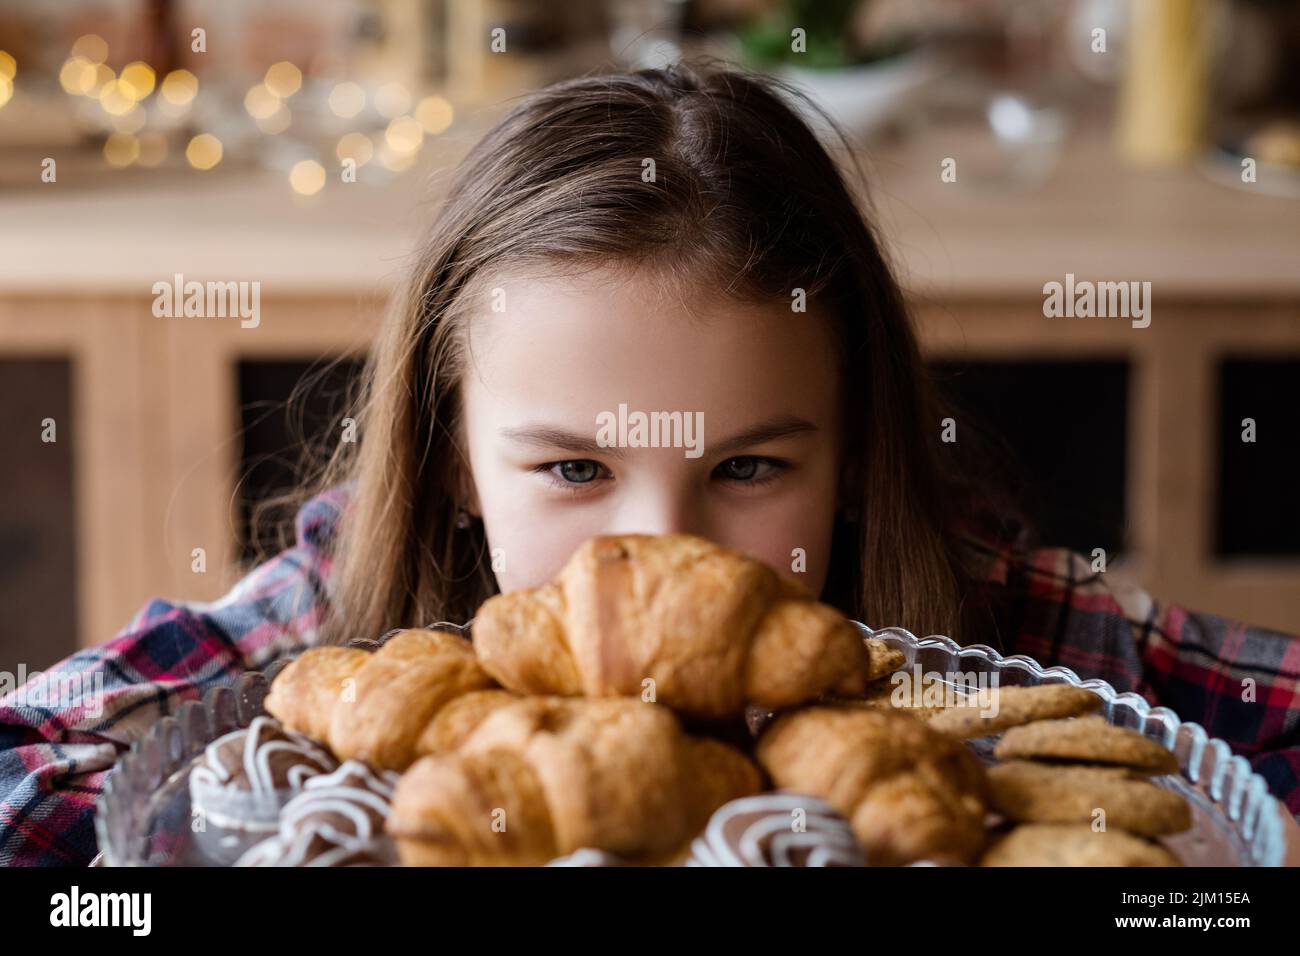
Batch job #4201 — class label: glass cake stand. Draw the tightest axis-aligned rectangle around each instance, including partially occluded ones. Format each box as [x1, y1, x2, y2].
[93, 623, 1288, 866]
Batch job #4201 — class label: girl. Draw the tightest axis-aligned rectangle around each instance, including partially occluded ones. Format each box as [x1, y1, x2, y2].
[2, 60, 1297, 866]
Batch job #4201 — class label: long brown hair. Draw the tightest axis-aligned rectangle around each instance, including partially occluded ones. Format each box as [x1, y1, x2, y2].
[286, 58, 1008, 646]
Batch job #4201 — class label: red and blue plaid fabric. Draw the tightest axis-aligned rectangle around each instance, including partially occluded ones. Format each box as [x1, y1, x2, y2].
[1, 485, 1296, 865]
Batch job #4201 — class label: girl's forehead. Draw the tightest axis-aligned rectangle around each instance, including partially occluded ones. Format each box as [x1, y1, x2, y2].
[462, 268, 842, 418]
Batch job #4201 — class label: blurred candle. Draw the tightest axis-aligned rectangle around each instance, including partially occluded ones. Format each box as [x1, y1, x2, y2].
[1117, 0, 1211, 165]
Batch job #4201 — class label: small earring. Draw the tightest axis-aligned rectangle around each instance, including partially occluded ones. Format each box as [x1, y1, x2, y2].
[455, 508, 472, 529]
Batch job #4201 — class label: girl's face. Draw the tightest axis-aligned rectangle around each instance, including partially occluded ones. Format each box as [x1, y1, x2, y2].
[459, 267, 845, 597]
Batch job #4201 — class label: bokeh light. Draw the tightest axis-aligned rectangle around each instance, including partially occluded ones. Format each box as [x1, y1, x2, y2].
[90, 63, 114, 96]
[327, 81, 365, 119]
[0, 51, 15, 80]
[264, 61, 302, 98]
[0, 76, 11, 110]
[59, 57, 97, 95]
[71, 34, 108, 65]
[289, 159, 326, 196]
[244, 83, 280, 120]
[336, 131, 374, 167]
[118, 61, 156, 100]
[98, 79, 135, 115]
[415, 95, 454, 135]
[384, 116, 423, 154]
[160, 69, 198, 105]
[103, 132, 140, 167]
[374, 82, 411, 119]
[186, 133, 223, 170]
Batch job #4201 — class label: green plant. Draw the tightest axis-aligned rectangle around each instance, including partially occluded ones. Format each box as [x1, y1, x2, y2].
[738, 0, 901, 69]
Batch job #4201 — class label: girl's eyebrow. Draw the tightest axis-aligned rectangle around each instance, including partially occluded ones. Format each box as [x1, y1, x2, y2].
[500, 424, 623, 457]
[710, 415, 818, 457]
[499, 414, 817, 458]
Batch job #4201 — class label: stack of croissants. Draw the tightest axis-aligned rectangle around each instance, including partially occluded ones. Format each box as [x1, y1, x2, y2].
[260, 534, 1157, 866]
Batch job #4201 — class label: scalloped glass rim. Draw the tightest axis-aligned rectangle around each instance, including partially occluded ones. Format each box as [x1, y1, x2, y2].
[858, 622, 1286, 867]
[95, 621, 1288, 867]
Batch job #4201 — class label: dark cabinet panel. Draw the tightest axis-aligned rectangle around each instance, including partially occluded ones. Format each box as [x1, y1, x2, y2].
[0, 358, 78, 672]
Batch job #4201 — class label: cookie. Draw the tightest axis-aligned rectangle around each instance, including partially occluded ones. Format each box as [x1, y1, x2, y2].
[988, 761, 1192, 836]
[851, 674, 973, 719]
[980, 823, 1181, 867]
[993, 715, 1180, 775]
[862, 639, 906, 681]
[927, 684, 1103, 739]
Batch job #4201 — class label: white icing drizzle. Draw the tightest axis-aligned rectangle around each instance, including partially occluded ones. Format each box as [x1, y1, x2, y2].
[686, 792, 867, 867]
[191, 716, 333, 796]
[232, 759, 402, 867]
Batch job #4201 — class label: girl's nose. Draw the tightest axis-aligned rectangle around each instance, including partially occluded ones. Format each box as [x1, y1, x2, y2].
[612, 496, 697, 538]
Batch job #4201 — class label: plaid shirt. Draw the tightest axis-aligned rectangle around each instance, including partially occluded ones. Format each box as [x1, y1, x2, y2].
[2, 486, 1297, 866]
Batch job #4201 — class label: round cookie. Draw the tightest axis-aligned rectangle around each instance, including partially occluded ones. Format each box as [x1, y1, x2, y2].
[993, 715, 1180, 774]
[927, 684, 1103, 739]
[988, 761, 1192, 836]
[862, 639, 907, 682]
[981, 822, 1181, 866]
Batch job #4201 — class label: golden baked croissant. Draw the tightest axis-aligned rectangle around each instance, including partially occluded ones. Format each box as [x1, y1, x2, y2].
[472, 534, 883, 719]
[756, 705, 989, 865]
[265, 629, 504, 772]
[387, 696, 763, 866]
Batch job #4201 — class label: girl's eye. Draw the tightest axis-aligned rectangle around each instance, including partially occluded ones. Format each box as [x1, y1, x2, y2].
[715, 456, 781, 483]
[549, 460, 605, 484]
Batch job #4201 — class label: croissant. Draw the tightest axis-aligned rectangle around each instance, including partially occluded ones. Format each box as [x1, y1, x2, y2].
[756, 705, 989, 865]
[387, 696, 763, 866]
[472, 534, 882, 719]
[265, 629, 504, 772]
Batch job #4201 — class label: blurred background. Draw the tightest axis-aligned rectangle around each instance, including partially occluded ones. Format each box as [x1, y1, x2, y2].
[1, 0, 1298, 670]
